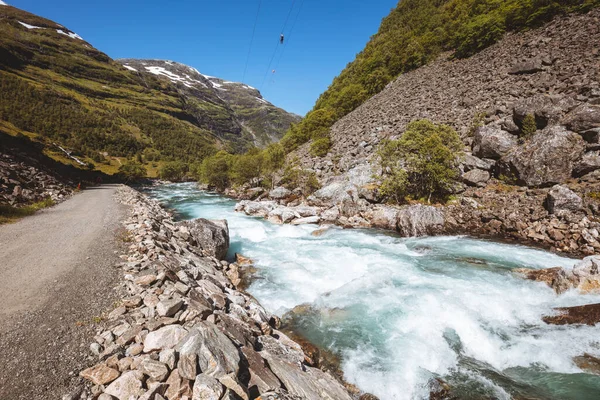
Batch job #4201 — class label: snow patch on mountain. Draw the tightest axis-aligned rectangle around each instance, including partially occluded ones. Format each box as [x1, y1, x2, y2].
[123, 65, 137, 72]
[0, 1, 8, 6]
[144, 66, 207, 89]
[57, 29, 84, 41]
[18, 21, 42, 29]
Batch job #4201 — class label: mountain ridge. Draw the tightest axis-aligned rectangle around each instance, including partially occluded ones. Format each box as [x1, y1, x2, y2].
[0, 3, 298, 177]
[117, 58, 301, 149]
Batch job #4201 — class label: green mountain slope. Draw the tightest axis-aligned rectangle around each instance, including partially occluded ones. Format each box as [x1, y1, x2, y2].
[118, 59, 300, 149]
[281, 0, 600, 153]
[0, 3, 298, 174]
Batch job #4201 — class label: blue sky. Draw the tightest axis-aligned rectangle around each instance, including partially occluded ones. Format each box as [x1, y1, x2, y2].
[7, 0, 398, 115]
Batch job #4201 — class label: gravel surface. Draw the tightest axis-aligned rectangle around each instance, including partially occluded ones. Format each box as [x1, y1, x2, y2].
[0, 184, 128, 399]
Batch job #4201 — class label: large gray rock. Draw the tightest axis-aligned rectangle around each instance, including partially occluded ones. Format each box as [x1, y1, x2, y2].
[260, 355, 352, 400]
[104, 371, 144, 400]
[269, 187, 292, 200]
[239, 200, 277, 217]
[192, 373, 224, 400]
[291, 216, 320, 225]
[176, 322, 240, 378]
[463, 154, 495, 171]
[545, 185, 583, 214]
[177, 218, 230, 259]
[574, 151, 600, 177]
[498, 125, 586, 187]
[563, 104, 600, 133]
[396, 204, 445, 237]
[508, 59, 543, 75]
[143, 325, 189, 353]
[473, 125, 518, 160]
[309, 181, 354, 206]
[369, 206, 399, 230]
[462, 169, 490, 187]
[241, 346, 281, 394]
[513, 95, 562, 128]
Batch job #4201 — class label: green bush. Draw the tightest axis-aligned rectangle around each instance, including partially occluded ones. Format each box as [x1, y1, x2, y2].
[377, 119, 462, 203]
[280, 159, 321, 196]
[158, 161, 188, 181]
[310, 137, 332, 157]
[520, 114, 537, 139]
[455, 13, 506, 58]
[198, 151, 233, 190]
[230, 148, 264, 186]
[118, 160, 146, 182]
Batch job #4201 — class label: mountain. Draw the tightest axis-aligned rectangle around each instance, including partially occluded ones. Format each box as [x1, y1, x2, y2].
[0, 2, 298, 175]
[118, 59, 301, 149]
[279, 0, 599, 152]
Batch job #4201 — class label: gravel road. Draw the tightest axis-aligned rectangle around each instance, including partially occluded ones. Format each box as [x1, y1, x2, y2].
[0, 184, 128, 399]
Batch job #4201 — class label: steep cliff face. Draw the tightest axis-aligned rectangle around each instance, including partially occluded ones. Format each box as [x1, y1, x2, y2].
[118, 59, 301, 150]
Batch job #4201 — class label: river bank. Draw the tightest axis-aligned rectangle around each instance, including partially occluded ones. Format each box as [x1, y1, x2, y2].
[75, 185, 355, 400]
[224, 176, 600, 259]
[143, 182, 600, 400]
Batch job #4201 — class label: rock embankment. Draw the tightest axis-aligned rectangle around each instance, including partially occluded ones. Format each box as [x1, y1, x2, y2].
[75, 186, 352, 400]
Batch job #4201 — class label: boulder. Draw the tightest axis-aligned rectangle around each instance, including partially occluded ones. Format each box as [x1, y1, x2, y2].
[563, 104, 600, 133]
[396, 204, 445, 237]
[545, 185, 583, 214]
[79, 363, 120, 385]
[177, 219, 229, 259]
[192, 374, 224, 400]
[104, 371, 144, 400]
[241, 346, 281, 394]
[269, 187, 292, 200]
[508, 59, 543, 75]
[291, 216, 320, 225]
[140, 359, 169, 382]
[261, 355, 352, 400]
[156, 298, 184, 317]
[308, 181, 354, 206]
[498, 126, 585, 187]
[580, 128, 600, 144]
[143, 325, 188, 353]
[461, 169, 490, 187]
[241, 201, 277, 217]
[473, 125, 518, 160]
[176, 322, 240, 378]
[369, 206, 399, 230]
[513, 95, 562, 128]
[574, 151, 600, 177]
[320, 206, 340, 223]
[462, 154, 495, 171]
[542, 303, 600, 326]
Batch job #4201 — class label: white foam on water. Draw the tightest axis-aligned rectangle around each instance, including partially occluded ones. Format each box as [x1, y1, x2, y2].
[145, 183, 600, 399]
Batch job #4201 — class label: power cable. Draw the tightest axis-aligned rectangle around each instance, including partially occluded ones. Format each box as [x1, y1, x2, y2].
[265, 0, 305, 91]
[242, 0, 262, 84]
[260, 0, 297, 91]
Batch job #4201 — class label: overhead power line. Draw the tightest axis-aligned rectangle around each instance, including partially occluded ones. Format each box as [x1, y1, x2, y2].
[260, 0, 297, 91]
[242, 0, 262, 84]
[266, 0, 305, 91]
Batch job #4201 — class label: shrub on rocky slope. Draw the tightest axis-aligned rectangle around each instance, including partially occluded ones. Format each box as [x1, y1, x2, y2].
[280, 0, 600, 152]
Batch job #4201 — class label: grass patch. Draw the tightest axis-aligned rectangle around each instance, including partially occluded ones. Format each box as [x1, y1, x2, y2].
[0, 197, 55, 224]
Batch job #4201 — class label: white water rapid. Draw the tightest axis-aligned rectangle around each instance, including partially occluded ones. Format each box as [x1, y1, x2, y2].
[145, 183, 600, 400]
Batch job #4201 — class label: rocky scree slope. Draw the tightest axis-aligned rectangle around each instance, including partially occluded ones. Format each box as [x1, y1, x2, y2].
[241, 8, 600, 256]
[118, 59, 301, 150]
[73, 186, 353, 400]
